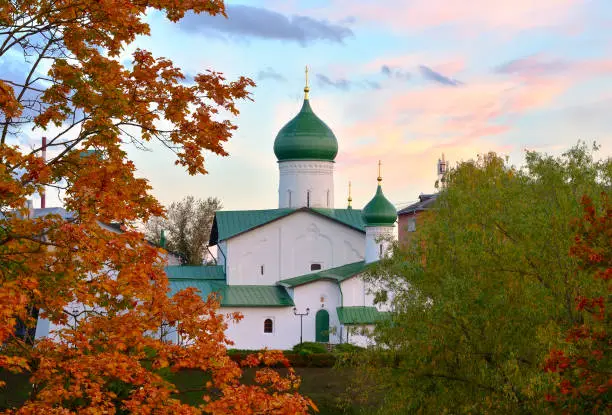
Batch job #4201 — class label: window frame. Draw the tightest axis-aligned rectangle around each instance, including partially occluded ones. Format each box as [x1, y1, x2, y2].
[407, 217, 417, 232]
[263, 317, 274, 334]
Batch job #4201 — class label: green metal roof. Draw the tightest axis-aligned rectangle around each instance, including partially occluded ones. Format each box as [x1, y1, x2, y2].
[279, 261, 368, 288]
[210, 208, 365, 245]
[362, 184, 398, 227]
[168, 279, 226, 299]
[336, 306, 390, 325]
[166, 266, 293, 307]
[168, 279, 294, 307]
[274, 99, 338, 162]
[165, 265, 225, 280]
[211, 209, 294, 243]
[310, 208, 366, 232]
[219, 285, 294, 307]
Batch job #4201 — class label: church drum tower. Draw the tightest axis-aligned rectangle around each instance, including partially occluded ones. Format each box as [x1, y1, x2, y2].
[274, 67, 338, 209]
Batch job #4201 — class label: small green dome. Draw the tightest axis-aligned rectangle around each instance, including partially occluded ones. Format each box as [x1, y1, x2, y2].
[274, 99, 338, 162]
[362, 185, 397, 227]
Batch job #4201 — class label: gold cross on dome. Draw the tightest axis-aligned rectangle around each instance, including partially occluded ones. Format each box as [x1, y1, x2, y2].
[304, 65, 310, 99]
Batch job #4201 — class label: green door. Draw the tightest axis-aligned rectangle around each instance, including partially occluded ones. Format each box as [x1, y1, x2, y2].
[315, 309, 329, 342]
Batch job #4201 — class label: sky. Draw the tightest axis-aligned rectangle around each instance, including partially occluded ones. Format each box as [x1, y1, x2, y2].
[15, 0, 612, 211]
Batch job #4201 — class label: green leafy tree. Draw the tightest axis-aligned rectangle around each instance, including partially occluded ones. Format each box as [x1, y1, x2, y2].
[363, 143, 610, 413]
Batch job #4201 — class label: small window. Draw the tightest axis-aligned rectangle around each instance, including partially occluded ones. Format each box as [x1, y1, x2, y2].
[379, 244, 383, 256]
[260, 265, 264, 275]
[311, 263, 322, 271]
[307, 190, 311, 207]
[326, 190, 330, 207]
[264, 318, 273, 333]
[408, 217, 416, 232]
[288, 190, 292, 208]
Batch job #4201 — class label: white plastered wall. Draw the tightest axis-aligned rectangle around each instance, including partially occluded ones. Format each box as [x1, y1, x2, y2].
[292, 280, 342, 345]
[225, 211, 365, 285]
[278, 161, 334, 209]
[340, 274, 366, 307]
[220, 307, 299, 350]
[365, 226, 395, 264]
[221, 279, 341, 349]
[342, 324, 376, 347]
[342, 274, 389, 311]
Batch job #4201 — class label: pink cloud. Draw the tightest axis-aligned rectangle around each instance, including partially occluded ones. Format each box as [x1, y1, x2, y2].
[331, 73, 572, 192]
[334, 50, 612, 204]
[496, 54, 612, 80]
[364, 54, 466, 76]
[335, 137, 514, 208]
[323, 0, 581, 34]
[340, 78, 545, 140]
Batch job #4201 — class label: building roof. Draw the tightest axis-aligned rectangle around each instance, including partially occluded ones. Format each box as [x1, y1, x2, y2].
[309, 208, 366, 232]
[397, 193, 438, 215]
[165, 265, 225, 280]
[278, 261, 369, 288]
[168, 278, 226, 300]
[166, 265, 294, 307]
[362, 185, 398, 226]
[336, 306, 390, 325]
[219, 285, 295, 307]
[273, 98, 338, 162]
[209, 207, 366, 245]
[211, 208, 293, 243]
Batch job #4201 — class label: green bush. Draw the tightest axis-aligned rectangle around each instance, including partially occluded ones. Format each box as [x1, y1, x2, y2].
[333, 343, 365, 354]
[292, 341, 328, 354]
[284, 353, 337, 368]
[227, 348, 259, 355]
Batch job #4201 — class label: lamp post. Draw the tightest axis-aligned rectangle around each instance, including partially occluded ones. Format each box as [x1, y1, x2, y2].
[293, 307, 310, 345]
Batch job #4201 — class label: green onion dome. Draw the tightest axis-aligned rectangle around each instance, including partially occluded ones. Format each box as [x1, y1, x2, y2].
[362, 185, 397, 227]
[273, 99, 338, 162]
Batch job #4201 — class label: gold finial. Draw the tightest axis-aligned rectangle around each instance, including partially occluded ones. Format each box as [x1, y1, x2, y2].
[347, 181, 353, 208]
[377, 160, 382, 183]
[304, 65, 310, 100]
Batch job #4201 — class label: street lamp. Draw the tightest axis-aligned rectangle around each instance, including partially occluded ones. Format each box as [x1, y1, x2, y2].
[293, 307, 310, 345]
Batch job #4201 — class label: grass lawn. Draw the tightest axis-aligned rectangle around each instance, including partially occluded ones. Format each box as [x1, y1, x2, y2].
[1, 367, 377, 414]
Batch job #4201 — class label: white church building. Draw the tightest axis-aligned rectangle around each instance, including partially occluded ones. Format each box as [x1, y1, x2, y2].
[30, 75, 399, 350]
[165, 76, 399, 350]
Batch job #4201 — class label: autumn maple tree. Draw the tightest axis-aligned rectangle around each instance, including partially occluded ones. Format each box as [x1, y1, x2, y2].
[544, 194, 610, 413]
[0, 1, 315, 413]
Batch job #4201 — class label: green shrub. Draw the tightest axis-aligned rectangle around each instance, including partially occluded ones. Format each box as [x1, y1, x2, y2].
[292, 342, 328, 354]
[283, 353, 337, 368]
[333, 343, 365, 354]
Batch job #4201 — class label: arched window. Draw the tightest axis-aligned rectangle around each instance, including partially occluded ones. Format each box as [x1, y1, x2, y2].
[307, 190, 311, 207]
[264, 318, 273, 333]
